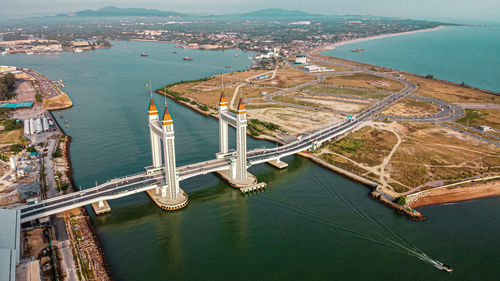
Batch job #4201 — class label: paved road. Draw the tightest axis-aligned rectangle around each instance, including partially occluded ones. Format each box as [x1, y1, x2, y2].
[377, 95, 465, 122]
[21, 68, 61, 98]
[18, 52, 418, 222]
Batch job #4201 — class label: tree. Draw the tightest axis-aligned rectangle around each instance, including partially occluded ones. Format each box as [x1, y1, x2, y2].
[394, 196, 406, 205]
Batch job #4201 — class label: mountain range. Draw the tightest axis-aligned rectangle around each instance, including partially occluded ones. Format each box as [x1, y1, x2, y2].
[58, 6, 322, 19]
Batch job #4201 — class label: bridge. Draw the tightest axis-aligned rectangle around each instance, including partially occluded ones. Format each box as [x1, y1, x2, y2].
[15, 72, 416, 223]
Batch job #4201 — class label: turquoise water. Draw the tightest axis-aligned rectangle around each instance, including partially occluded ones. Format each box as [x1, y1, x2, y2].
[1, 41, 500, 280]
[322, 25, 500, 93]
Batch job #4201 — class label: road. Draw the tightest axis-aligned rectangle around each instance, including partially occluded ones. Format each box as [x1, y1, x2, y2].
[17, 52, 419, 223]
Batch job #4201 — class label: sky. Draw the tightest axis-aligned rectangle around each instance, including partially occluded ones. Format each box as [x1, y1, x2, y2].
[2, 0, 500, 22]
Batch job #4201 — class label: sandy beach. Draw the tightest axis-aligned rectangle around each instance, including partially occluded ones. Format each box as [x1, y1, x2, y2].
[408, 180, 500, 208]
[315, 25, 445, 53]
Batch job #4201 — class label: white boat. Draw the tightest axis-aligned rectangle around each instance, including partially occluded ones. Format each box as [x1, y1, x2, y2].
[26, 52, 34, 55]
[73, 49, 83, 53]
[0, 51, 7, 56]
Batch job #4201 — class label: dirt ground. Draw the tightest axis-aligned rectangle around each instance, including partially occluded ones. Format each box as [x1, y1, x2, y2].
[42, 93, 73, 110]
[322, 73, 405, 92]
[15, 81, 36, 102]
[381, 97, 441, 116]
[408, 75, 500, 104]
[24, 229, 49, 258]
[285, 94, 369, 113]
[253, 67, 315, 88]
[247, 107, 342, 136]
[0, 129, 22, 144]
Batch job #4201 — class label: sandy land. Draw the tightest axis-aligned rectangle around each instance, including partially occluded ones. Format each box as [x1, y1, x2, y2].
[319, 26, 445, 52]
[247, 107, 342, 135]
[42, 93, 73, 110]
[408, 180, 500, 207]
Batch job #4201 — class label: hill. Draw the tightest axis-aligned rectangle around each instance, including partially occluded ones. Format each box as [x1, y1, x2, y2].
[65, 6, 184, 17]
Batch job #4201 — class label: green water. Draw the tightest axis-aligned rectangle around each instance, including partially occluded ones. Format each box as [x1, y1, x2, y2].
[322, 25, 500, 93]
[1, 41, 500, 280]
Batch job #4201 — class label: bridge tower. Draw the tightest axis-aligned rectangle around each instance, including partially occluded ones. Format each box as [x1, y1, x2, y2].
[148, 98, 162, 168]
[235, 98, 248, 182]
[218, 91, 229, 154]
[161, 105, 180, 199]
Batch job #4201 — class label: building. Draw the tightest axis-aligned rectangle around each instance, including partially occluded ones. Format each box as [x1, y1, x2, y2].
[290, 21, 311, 25]
[0, 208, 21, 281]
[303, 65, 334, 73]
[72, 41, 90, 48]
[295, 54, 307, 64]
[0, 66, 17, 74]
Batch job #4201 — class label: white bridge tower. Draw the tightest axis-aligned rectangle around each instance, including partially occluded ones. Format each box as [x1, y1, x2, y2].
[218, 92, 248, 182]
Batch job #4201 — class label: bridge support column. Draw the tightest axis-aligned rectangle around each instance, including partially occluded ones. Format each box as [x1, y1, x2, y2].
[146, 103, 188, 211]
[218, 91, 229, 154]
[148, 98, 162, 168]
[91, 200, 111, 215]
[267, 158, 288, 169]
[235, 98, 248, 182]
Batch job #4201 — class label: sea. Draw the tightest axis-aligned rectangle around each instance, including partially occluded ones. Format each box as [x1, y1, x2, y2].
[322, 24, 500, 93]
[1, 30, 500, 281]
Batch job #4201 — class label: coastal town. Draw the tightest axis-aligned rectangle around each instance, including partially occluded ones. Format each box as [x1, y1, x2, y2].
[0, 66, 110, 281]
[0, 4, 499, 281]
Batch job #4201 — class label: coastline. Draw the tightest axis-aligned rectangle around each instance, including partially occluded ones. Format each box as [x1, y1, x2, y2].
[319, 26, 446, 52]
[408, 181, 500, 208]
[45, 99, 113, 280]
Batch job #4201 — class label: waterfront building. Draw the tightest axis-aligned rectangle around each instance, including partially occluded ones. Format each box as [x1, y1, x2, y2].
[0, 208, 21, 281]
[295, 54, 307, 64]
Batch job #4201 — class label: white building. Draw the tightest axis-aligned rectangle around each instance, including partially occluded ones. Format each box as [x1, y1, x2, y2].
[9, 156, 16, 171]
[295, 55, 307, 64]
[303, 65, 334, 73]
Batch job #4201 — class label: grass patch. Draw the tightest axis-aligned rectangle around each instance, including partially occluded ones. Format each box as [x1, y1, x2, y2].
[456, 109, 484, 127]
[303, 85, 389, 100]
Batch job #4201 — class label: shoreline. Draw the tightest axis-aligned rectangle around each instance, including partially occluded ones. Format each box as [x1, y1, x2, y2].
[319, 26, 446, 52]
[408, 181, 500, 208]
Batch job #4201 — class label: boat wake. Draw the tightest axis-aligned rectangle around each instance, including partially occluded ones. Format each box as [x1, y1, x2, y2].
[260, 172, 453, 272]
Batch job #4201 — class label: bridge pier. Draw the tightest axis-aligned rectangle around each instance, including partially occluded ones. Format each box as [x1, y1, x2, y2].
[146, 102, 189, 211]
[91, 200, 111, 215]
[267, 158, 288, 169]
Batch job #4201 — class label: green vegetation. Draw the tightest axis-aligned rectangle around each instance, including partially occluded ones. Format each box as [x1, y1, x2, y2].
[35, 93, 43, 102]
[247, 119, 282, 136]
[26, 146, 37, 153]
[394, 196, 406, 205]
[1, 119, 23, 131]
[249, 119, 281, 131]
[10, 143, 23, 153]
[0, 73, 16, 101]
[163, 89, 190, 103]
[456, 109, 483, 127]
[52, 148, 63, 158]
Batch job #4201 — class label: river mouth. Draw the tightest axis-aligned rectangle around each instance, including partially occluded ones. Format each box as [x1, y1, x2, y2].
[3, 40, 500, 280]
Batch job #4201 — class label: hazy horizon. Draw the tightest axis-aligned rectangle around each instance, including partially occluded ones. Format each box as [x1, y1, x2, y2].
[1, 0, 499, 23]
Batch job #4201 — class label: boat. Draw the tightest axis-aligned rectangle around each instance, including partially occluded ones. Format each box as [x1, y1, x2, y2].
[59, 115, 64, 119]
[0, 51, 7, 56]
[225, 65, 231, 68]
[234, 54, 239, 57]
[351, 48, 365, 52]
[73, 49, 83, 53]
[183, 57, 193, 61]
[248, 57, 252, 60]
[26, 52, 34, 55]
[173, 51, 177, 54]
[141, 53, 149, 57]
[442, 264, 453, 273]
